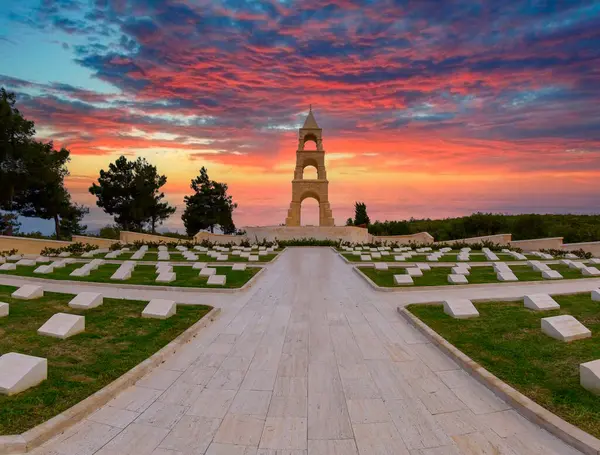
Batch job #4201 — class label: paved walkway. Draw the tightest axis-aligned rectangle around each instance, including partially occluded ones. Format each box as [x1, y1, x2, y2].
[27, 248, 589, 454]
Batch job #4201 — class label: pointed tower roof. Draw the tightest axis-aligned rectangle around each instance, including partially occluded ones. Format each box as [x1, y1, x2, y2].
[302, 106, 320, 129]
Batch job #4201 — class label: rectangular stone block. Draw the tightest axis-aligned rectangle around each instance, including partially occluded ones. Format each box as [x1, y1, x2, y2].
[156, 272, 176, 283]
[111, 263, 133, 280]
[51, 260, 67, 269]
[0, 263, 16, 271]
[12, 285, 43, 300]
[569, 261, 586, 270]
[448, 274, 468, 284]
[192, 262, 207, 269]
[34, 265, 54, 274]
[394, 256, 406, 261]
[217, 255, 229, 261]
[371, 253, 381, 259]
[70, 265, 92, 277]
[360, 255, 371, 261]
[89, 259, 104, 270]
[0, 353, 47, 395]
[405, 267, 423, 277]
[207, 274, 227, 286]
[524, 294, 560, 311]
[0, 302, 8, 317]
[592, 289, 600, 301]
[199, 268, 216, 277]
[541, 315, 591, 342]
[240, 252, 250, 258]
[38, 313, 85, 339]
[131, 251, 145, 260]
[393, 275, 414, 285]
[232, 264, 247, 271]
[443, 299, 479, 319]
[484, 252, 499, 261]
[58, 252, 71, 258]
[580, 359, 600, 395]
[497, 271, 518, 281]
[417, 263, 431, 271]
[542, 270, 563, 280]
[7, 254, 21, 261]
[69, 292, 103, 310]
[451, 266, 470, 276]
[156, 264, 173, 274]
[374, 263, 388, 271]
[142, 299, 176, 319]
[531, 261, 551, 272]
[248, 255, 259, 262]
[158, 252, 170, 260]
[16, 259, 36, 266]
[590, 258, 600, 265]
[583, 267, 600, 277]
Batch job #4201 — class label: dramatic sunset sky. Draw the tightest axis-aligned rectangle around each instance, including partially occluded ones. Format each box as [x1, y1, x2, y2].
[1, 0, 599, 232]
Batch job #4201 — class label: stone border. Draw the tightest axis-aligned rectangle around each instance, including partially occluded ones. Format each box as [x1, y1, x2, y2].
[353, 264, 600, 293]
[0, 266, 266, 294]
[0, 307, 221, 455]
[399, 305, 600, 455]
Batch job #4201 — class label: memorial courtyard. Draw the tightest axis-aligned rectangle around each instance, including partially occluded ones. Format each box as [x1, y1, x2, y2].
[2, 246, 600, 455]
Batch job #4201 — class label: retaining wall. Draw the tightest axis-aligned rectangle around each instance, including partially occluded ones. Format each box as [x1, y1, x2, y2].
[434, 233, 512, 246]
[0, 236, 72, 255]
[563, 241, 600, 256]
[371, 232, 434, 245]
[509, 237, 564, 252]
[72, 235, 119, 248]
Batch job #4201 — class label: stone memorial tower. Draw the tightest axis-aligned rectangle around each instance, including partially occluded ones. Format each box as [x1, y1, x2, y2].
[285, 107, 335, 226]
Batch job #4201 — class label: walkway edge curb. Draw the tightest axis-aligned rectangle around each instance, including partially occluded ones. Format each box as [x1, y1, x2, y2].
[0, 307, 222, 455]
[398, 306, 600, 455]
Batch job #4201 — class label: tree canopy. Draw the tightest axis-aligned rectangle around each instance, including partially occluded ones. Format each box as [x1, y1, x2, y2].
[1, 88, 85, 238]
[182, 167, 238, 236]
[89, 156, 175, 232]
[353, 201, 370, 226]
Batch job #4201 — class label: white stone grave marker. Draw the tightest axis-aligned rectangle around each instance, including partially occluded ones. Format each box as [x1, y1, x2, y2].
[524, 294, 560, 311]
[448, 274, 468, 284]
[580, 359, 600, 395]
[0, 353, 47, 395]
[69, 292, 103, 310]
[12, 285, 43, 300]
[232, 264, 246, 271]
[374, 263, 388, 271]
[207, 275, 227, 286]
[443, 299, 479, 319]
[541, 315, 591, 342]
[142, 299, 176, 319]
[199, 268, 216, 277]
[542, 270, 563, 280]
[38, 313, 85, 339]
[0, 302, 8, 317]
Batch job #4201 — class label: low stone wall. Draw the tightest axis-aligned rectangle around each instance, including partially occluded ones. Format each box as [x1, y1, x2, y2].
[244, 226, 371, 243]
[371, 232, 434, 245]
[194, 232, 244, 245]
[563, 241, 600, 256]
[0, 235, 72, 255]
[509, 237, 564, 252]
[435, 233, 512, 246]
[72, 235, 119, 248]
[119, 231, 189, 244]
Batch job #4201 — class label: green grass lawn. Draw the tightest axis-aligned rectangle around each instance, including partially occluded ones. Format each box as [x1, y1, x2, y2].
[360, 263, 588, 287]
[0, 285, 211, 435]
[407, 294, 600, 438]
[0, 263, 259, 289]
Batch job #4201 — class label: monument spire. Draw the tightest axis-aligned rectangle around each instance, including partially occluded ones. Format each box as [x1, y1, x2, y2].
[302, 106, 320, 129]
